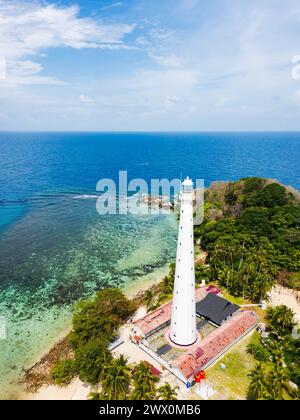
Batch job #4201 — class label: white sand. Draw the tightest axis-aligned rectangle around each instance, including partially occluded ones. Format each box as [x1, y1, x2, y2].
[267, 285, 300, 319]
[25, 378, 91, 400]
[25, 306, 154, 400]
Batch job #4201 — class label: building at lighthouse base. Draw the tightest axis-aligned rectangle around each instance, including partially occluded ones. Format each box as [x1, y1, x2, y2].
[132, 285, 258, 385]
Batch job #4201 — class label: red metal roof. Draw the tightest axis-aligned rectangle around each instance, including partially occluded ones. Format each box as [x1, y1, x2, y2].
[144, 361, 162, 377]
[172, 311, 258, 380]
[206, 285, 222, 295]
[134, 287, 207, 336]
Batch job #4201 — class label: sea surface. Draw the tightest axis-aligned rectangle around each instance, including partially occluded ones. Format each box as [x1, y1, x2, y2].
[0, 132, 299, 398]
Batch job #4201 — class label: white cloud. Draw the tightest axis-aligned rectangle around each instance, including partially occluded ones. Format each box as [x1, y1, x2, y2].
[101, 2, 123, 12]
[294, 90, 300, 105]
[165, 95, 181, 106]
[215, 96, 231, 108]
[79, 94, 95, 104]
[0, 56, 6, 80]
[151, 54, 183, 68]
[0, 0, 136, 85]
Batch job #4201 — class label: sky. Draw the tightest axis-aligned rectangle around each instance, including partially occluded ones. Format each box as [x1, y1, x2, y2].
[0, 0, 300, 131]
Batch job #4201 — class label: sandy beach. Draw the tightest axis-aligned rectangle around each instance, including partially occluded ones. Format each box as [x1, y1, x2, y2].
[267, 285, 300, 320]
[23, 306, 161, 401]
[22, 272, 164, 400]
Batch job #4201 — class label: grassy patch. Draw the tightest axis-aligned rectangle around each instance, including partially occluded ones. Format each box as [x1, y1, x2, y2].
[204, 332, 256, 400]
[220, 289, 249, 306]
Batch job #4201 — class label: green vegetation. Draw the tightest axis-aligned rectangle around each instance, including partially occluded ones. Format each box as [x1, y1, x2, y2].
[143, 262, 176, 312]
[195, 178, 300, 302]
[51, 287, 177, 400]
[158, 382, 179, 400]
[205, 333, 256, 400]
[277, 270, 300, 290]
[50, 359, 76, 386]
[51, 288, 135, 390]
[89, 359, 169, 401]
[75, 341, 112, 385]
[100, 355, 131, 400]
[266, 305, 296, 337]
[197, 179, 299, 400]
[247, 363, 268, 400]
[161, 262, 176, 295]
[247, 306, 299, 400]
[69, 288, 136, 350]
[130, 362, 160, 400]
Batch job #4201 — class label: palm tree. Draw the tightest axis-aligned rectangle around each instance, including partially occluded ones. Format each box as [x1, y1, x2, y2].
[158, 382, 179, 400]
[89, 391, 106, 400]
[130, 362, 159, 400]
[195, 264, 209, 283]
[248, 363, 267, 400]
[267, 305, 296, 336]
[162, 275, 174, 295]
[144, 289, 154, 310]
[100, 355, 131, 400]
[169, 262, 176, 279]
[268, 363, 290, 400]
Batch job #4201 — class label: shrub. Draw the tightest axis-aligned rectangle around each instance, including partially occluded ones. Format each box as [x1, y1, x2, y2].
[75, 340, 112, 385]
[51, 359, 76, 386]
[69, 288, 136, 350]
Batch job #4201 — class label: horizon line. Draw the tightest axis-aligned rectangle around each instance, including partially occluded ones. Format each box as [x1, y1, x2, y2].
[1, 130, 300, 134]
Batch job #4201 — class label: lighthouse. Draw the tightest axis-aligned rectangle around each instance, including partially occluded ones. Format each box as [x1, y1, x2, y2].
[170, 177, 197, 346]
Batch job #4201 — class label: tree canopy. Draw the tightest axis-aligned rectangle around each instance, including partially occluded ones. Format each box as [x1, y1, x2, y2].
[196, 178, 300, 301]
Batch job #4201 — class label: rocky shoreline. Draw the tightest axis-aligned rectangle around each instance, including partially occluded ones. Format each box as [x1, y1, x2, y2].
[23, 335, 74, 393]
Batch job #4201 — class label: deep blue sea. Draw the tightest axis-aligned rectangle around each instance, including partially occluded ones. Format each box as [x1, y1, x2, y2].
[0, 131, 299, 397]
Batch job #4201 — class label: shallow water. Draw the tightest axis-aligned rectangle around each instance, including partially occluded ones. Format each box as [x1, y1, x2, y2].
[0, 131, 299, 397]
[0, 194, 177, 397]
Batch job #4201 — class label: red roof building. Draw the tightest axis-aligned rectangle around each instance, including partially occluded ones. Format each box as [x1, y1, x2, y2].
[171, 310, 258, 382]
[134, 287, 207, 338]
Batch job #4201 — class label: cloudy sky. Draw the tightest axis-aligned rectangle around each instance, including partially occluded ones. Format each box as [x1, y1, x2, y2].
[0, 0, 300, 131]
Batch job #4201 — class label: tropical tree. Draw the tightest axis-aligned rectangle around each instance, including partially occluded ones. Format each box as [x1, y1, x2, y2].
[247, 342, 270, 362]
[248, 363, 268, 400]
[195, 264, 210, 283]
[88, 391, 106, 400]
[169, 262, 176, 279]
[268, 363, 290, 400]
[100, 355, 131, 400]
[158, 382, 179, 400]
[144, 289, 154, 310]
[266, 305, 296, 337]
[75, 340, 112, 385]
[130, 362, 159, 400]
[162, 275, 174, 295]
[69, 288, 135, 350]
[51, 359, 77, 386]
[210, 242, 277, 302]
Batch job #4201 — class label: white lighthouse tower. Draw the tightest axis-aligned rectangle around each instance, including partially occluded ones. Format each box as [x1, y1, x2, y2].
[170, 177, 197, 346]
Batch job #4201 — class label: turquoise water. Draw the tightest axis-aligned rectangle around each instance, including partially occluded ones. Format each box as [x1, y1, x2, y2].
[0, 193, 177, 397]
[0, 131, 299, 397]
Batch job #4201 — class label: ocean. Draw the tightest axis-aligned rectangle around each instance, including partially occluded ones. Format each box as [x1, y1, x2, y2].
[0, 131, 299, 397]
